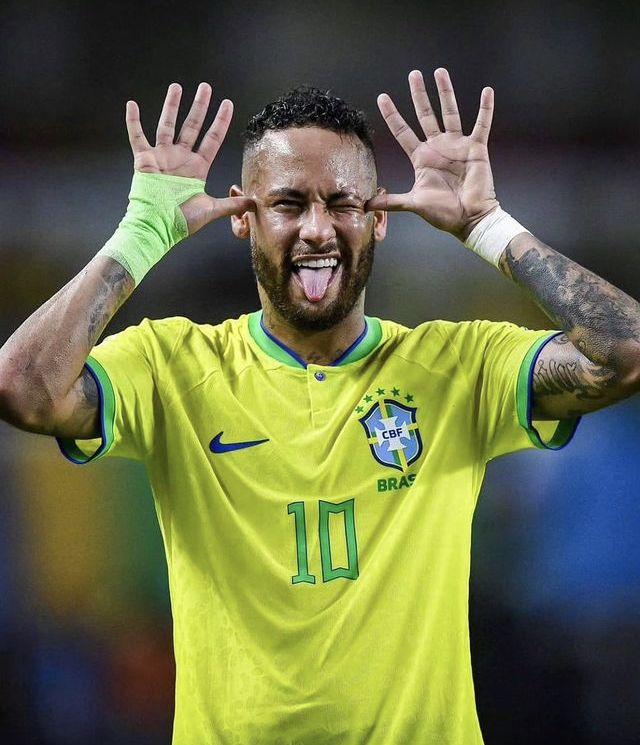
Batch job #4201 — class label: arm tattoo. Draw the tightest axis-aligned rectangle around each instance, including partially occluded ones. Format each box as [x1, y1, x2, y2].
[80, 367, 99, 410]
[87, 262, 133, 345]
[500, 239, 640, 416]
[0, 257, 133, 437]
[533, 351, 615, 400]
[502, 241, 640, 369]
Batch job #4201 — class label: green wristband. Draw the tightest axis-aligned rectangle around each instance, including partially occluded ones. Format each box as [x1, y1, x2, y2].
[97, 171, 205, 285]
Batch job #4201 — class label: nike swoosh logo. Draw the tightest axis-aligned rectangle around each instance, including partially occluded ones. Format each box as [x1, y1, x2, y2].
[209, 431, 269, 454]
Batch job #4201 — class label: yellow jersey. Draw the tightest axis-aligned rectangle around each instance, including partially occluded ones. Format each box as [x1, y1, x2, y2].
[58, 312, 579, 745]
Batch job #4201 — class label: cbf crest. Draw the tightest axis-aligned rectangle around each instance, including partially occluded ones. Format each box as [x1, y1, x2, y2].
[355, 387, 423, 472]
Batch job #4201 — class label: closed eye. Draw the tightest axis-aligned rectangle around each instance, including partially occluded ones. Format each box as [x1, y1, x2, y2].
[330, 202, 363, 212]
[274, 200, 303, 210]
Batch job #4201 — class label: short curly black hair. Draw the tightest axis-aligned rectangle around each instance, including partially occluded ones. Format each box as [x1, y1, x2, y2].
[243, 86, 375, 159]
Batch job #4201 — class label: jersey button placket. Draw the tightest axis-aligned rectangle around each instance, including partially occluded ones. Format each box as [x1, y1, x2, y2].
[307, 365, 335, 426]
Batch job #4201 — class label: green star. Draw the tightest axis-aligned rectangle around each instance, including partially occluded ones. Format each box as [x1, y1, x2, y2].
[376, 387, 385, 396]
[391, 387, 400, 396]
[364, 394, 373, 403]
[404, 393, 414, 403]
[355, 406, 364, 414]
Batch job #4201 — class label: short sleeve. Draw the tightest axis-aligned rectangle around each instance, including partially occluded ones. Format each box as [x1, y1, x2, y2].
[465, 321, 580, 461]
[56, 320, 161, 463]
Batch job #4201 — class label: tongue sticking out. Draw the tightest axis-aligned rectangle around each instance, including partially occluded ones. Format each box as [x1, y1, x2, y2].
[297, 267, 333, 302]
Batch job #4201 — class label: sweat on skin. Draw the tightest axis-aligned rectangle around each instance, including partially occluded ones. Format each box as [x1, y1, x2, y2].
[0, 70, 639, 745]
[234, 127, 384, 306]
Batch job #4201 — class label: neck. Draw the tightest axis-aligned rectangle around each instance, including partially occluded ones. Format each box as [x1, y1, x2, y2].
[260, 295, 366, 366]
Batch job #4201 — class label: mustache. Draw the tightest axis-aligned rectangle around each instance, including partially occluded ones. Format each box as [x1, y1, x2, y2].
[289, 241, 347, 262]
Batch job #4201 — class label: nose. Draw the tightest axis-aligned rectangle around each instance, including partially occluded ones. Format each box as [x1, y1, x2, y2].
[298, 203, 336, 247]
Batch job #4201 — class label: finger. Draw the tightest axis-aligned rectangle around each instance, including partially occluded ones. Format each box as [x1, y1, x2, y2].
[181, 194, 256, 234]
[408, 70, 441, 139]
[155, 82, 182, 145]
[197, 98, 234, 164]
[176, 82, 212, 148]
[125, 100, 151, 155]
[470, 86, 494, 145]
[377, 93, 420, 158]
[210, 195, 256, 218]
[365, 192, 413, 212]
[434, 68, 462, 134]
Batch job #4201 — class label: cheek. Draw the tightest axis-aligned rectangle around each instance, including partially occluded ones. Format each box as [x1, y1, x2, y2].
[252, 209, 299, 241]
[337, 212, 374, 246]
[250, 212, 300, 274]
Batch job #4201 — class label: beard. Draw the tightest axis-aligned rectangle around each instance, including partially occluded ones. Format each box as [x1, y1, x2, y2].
[251, 234, 376, 331]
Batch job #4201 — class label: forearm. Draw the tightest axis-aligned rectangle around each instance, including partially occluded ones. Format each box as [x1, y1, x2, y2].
[499, 233, 640, 383]
[0, 256, 134, 431]
[0, 170, 206, 434]
[0, 82, 246, 435]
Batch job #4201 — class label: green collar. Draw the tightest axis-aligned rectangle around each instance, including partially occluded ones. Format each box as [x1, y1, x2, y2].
[248, 310, 382, 368]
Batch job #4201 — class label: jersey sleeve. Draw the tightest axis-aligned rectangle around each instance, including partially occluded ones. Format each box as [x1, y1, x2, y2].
[56, 318, 177, 464]
[453, 320, 580, 461]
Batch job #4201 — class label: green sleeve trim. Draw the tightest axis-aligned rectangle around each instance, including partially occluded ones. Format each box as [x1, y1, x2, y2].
[516, 332, 580, 450]
[56, 355, 117, 464]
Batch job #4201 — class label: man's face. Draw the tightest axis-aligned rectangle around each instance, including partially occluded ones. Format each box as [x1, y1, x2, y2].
[234, 127, 387, 331]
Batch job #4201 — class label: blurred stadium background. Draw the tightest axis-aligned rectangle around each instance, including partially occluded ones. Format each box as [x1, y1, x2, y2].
[1, 1, 639, 743]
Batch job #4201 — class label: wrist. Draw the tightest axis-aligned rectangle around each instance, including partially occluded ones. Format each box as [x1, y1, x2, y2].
[463, 207, 530, 268]
[97, 171, 205, 285]
[458, 204, 501, 242]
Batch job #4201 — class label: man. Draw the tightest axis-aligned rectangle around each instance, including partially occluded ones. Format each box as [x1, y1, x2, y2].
[0, 69, 638, 744]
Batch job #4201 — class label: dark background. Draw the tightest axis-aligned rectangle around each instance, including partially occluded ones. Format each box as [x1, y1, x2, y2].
[1, 1, 639, 743]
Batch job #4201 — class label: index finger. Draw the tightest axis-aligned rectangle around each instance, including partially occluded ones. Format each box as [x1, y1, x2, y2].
[377, 93, 420, 158]
[197, 98, 234, 164]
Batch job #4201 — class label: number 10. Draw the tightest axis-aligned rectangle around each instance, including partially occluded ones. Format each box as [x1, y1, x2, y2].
[287, 499, 359, 584]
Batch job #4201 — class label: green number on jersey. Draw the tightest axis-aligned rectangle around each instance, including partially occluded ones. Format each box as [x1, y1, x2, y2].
[287, 499, 359, 584]
[287, 502, 316, 584]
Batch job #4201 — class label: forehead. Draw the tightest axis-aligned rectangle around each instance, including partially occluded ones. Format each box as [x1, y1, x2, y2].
[243, 127, 375, 195]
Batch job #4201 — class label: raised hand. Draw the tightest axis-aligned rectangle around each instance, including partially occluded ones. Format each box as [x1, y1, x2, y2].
[366, 69, 499, 240]
[126, 83, 254, 234]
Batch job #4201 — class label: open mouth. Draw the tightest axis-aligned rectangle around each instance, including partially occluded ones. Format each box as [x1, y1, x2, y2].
[291, 254, 342, 302]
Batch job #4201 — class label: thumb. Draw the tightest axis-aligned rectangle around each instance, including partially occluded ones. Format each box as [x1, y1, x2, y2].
[181, 194, 256, 235]
[365, 192, 413, 212]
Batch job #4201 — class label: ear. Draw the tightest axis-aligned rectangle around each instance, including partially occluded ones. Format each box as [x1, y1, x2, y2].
[229, 184, 251, 239]
[372, 187, 388, 242]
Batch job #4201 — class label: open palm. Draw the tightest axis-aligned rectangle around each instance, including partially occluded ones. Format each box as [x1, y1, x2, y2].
[126, 82, 253, 234]
[367, 69, 499, 240]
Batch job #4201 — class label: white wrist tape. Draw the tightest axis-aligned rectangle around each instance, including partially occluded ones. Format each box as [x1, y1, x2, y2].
[464, 208, 530, 267]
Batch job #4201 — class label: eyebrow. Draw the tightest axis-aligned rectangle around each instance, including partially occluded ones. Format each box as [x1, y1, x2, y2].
[266, 187, 364, 202]
[327, 191, 364, 203]
[266, 188, 306, 200]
